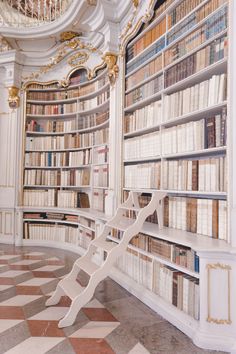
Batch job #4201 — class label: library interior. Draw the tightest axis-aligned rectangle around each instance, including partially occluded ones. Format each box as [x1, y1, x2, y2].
[0, 0, 235, 353]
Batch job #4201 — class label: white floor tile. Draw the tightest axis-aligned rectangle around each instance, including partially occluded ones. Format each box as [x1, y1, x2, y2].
[0, 270, 30, 277]
[19, 278, 55, 286]
[29, 307, 69, 320]
[35, 265, 63, 272]
[4, 337, 64, 354]
[0, 320, 23, 333]
[70, 321, 120, 339]
[128, 343, 150, 354]
[0, 295, 42, 306]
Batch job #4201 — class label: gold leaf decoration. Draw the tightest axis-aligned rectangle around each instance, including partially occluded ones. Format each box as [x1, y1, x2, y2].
[67, 52, 89, 67]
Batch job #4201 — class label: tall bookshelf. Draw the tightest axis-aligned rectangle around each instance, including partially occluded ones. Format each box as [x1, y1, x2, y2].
[112, 0, 231, 348]
[22, 68, 110, 250]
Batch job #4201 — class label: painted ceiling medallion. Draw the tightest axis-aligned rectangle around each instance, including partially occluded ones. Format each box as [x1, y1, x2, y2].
[67, 51, 89, 67]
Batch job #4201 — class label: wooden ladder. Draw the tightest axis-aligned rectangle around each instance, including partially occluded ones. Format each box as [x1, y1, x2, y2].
[46, 190, 166, 328]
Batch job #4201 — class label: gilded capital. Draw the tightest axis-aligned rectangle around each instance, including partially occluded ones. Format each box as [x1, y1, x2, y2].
[8, 86, 20, 109]
[103, 53, 119, 85]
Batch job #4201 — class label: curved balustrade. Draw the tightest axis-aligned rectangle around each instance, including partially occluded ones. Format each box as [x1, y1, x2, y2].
[0, 0, 73, 27]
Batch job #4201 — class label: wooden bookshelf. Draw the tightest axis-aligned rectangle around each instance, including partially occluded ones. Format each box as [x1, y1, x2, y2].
[121, 0, 229, 323]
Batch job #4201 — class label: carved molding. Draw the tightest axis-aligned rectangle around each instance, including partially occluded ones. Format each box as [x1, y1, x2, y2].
[7, 86, 20, 109]
[0, 35, 12, 52]
[206, 263, 232, 325]
[87, 0, 97, 5]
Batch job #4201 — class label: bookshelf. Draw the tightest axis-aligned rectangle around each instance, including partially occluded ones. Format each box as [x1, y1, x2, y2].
[112, 0, 231, 348]
[22, 68, 110, 248]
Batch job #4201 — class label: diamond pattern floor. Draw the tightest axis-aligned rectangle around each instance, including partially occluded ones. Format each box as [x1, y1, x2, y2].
[0, 245, 227, 354]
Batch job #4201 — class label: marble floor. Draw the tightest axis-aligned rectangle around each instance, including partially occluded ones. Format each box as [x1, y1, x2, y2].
[0, 244, 227, 354]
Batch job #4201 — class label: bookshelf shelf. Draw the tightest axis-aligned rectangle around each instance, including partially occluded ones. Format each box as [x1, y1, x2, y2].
[26, 120, 109, 136]
[23, 67, 110, 245]
[26, 99, 110, 118]
[121, 0, 229, 332]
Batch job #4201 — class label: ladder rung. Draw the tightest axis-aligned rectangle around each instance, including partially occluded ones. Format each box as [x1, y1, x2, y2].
[120, 206, 141, 212]
[107, 216, 136, 231]
[92, 239, 117, 252]
[60, 279, 85, 300]
[75, 258, 100, 276]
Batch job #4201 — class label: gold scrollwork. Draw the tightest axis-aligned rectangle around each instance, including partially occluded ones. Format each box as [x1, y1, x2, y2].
[103, 53, 119, 85]
[67, 52, 89, 67]
[207, 263, 232, 325]
[7, 86, 20, 109]
[60, 31, 82, 42]
[119, 0, 155, 54]
[87, 0, 97, 5]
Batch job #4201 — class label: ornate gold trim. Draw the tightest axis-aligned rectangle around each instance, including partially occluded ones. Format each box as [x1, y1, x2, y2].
[119, 0, 155, 54]
[103, 52, 119, 85]
[22, 35, 102, 84]
[7, 86, 20, 109]
[207, 263, 232, 325]
[60, 31, 82, 42]
[67, 52, 89, 67]
[87, 0, 97, 5]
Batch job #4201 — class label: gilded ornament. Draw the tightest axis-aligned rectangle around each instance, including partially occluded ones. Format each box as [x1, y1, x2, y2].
[103, 53, 119, 85]
[60, 31, 82, 42]
[7, 86, 20, 109]
[133, 0, 139, 8]
[68, 52, 89, 67]
[87, 0, 97, 5]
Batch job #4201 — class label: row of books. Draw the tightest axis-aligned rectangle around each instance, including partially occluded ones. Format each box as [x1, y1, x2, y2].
[26, 90, 109, 116]
[164, 197, 227, 239]
[125, 55, 162, 92]
[26, 111, 109, 133]
[125, 74, 163, 107]
[24, 212, 79, 222]
[93, 145, 109, 164]
[124, 132, 160, 160]
[164, 35, 227, 88]
[124, 100, 162, 134]
[126, 36, 165, 75]
[126, 18, 166, 61]
[93, 188, 107, 212]
[130, 233, 199, 272]
[161, 115, 226, 155]
[167, 0, 227, 45]
[27, 102, 77, 115]
[93, 165, 109, 188]
[24, 169, 91, 187]
[167, 0, 204, 29]
[23, 190, 90, 208]
[23, 212, 96, 230]
[78, 228, 95, 250]
[23, 222, 78, 244]
[116, 248, 153, 290]
[124, 163, 161, 189]
[126, 0, 226, 75]
[164, 75, 227, 120]
[153, 261, 199, 320]
[165, 21, 227, 67]
[78, 90, 110, 111]
[162, 157, 227, 192]
[25, 127, 109, 150]
[25, 150, 91, 167]
[28, 83, 59, 90]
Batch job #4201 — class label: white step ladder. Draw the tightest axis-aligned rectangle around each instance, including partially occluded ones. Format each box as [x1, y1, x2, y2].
[46, 190, 166, 328]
